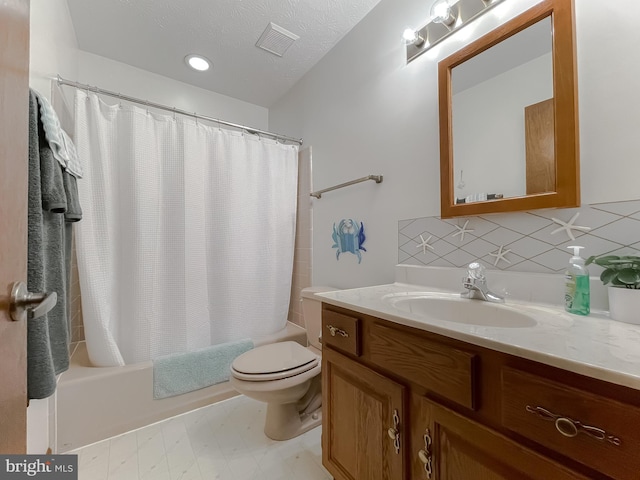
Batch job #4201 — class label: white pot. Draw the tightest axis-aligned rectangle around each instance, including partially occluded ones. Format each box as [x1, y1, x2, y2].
[608, 286, 640, 325]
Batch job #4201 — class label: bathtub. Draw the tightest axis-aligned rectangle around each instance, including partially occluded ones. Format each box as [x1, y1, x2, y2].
[56, 322, 307, 452]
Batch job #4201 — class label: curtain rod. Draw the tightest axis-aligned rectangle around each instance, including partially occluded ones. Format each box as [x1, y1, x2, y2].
[55, 75, 303, 146]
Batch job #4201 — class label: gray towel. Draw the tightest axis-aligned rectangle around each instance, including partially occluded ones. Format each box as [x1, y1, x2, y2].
[27, 90, 79, 399]
[63, 171, 82, 222]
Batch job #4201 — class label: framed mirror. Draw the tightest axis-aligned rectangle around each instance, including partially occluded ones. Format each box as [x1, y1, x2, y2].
[439, 0, 579, 218]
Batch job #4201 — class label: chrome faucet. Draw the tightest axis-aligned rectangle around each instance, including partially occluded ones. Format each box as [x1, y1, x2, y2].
[461, 262, 504, 303]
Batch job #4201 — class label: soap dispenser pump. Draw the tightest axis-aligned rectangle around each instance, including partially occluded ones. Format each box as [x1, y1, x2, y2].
[565, 246, 590, 315]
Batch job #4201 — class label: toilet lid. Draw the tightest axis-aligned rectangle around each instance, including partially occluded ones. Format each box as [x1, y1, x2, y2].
[232, 341, 318, 379]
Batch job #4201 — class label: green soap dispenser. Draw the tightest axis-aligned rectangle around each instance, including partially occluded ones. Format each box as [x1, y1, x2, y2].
[564, 245, 590, 315]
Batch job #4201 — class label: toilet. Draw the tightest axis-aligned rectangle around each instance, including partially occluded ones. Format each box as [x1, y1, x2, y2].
[229, 286, 335, 441]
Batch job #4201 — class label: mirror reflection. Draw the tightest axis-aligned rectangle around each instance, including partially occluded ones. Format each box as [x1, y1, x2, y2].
[451, 17, 553, 205]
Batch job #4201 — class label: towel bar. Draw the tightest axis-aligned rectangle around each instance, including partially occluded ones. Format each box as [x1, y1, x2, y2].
[310, 175, 383, 199]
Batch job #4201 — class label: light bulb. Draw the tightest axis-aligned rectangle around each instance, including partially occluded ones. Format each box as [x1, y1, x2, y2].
[403, 28, 417, 44]
[402, 27, 425, 46]
[430, 0, 457, 27]
[185, 55, 211, 72]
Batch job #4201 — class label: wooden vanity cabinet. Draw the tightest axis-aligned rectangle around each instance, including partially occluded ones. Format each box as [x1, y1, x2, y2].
[322, 347, 406, 480]
[322, 304, 640, 480]
[410, 395, 588, 480]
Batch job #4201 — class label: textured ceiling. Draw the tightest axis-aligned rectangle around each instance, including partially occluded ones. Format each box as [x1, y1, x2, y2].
[66, 0, 384, 107]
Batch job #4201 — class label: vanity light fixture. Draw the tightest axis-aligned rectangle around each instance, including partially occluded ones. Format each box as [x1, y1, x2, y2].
[406, 0, 506, 63]
[185, 54, 211, 72]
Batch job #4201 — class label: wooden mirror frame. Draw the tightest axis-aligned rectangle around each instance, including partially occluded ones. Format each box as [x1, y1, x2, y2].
[439, 0, 579, 218]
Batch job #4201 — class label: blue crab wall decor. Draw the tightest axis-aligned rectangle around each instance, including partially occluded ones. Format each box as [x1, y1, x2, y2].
[332, 219, 366, 263]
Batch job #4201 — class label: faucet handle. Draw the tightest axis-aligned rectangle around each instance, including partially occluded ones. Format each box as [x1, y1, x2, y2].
[467, 262, 486, 280]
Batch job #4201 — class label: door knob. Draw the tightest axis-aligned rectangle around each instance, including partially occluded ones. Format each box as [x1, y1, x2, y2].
[9, 282, 57, 322]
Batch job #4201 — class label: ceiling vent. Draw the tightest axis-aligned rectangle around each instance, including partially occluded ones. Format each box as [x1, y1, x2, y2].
[256, 22, 299, 57]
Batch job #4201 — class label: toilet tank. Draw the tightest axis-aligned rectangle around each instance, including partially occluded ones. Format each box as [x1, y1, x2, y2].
[301, 286, 337, 350]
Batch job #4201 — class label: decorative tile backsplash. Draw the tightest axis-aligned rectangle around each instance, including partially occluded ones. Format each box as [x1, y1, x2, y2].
[398, 200, 640, 275]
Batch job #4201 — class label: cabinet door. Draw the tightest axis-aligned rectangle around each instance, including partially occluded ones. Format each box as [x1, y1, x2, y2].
[410, 395, 588, 480]
[323, 347, 406, 480]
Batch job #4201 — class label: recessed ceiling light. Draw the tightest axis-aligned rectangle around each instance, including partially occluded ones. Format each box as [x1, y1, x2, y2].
[185, 54, 211, 72]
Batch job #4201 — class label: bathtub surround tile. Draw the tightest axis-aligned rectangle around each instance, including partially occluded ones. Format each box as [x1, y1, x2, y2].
[72, 395, 331, 480]
[70, 232, 84, 343]
[289, 149, 313, 327]
[399, 199, 640, 274]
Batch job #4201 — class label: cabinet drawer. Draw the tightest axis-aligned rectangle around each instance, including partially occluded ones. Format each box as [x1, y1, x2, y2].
[502, 367, 640, 480]
[369, 323, 477, 409]
[322, 309, 361, 356]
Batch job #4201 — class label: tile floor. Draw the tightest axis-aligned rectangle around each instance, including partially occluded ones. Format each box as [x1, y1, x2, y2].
[70, 395, 332, 480]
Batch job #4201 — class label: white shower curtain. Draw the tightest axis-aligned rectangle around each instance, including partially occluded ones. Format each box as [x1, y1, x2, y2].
[74, 91, 298, 367]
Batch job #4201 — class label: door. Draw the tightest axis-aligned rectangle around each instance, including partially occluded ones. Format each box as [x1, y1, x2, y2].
[0, 0, 30, 454]
[410, 395, 588, 480]
[525, 98, 555, 195]
[322, 347, 406, 480]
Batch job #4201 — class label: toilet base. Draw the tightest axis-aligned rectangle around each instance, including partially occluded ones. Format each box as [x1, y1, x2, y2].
[264, 403, 322, 441]
[264, 374, 322, 440]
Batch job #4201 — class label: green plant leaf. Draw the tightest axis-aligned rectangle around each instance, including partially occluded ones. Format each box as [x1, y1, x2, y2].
[617, 268, 640, 286]
[593, 255, 621, 266]
[588, 253, 640, 286]
[600, 269, 618, 285]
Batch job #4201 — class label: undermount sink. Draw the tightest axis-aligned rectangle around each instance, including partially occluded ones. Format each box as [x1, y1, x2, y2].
[383, 293, 538, 328]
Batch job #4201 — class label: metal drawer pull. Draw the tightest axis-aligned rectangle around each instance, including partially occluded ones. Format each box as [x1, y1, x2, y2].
[388, 409, 401, 454]
[526, 405, 621, 446]
[418, 429, 433, 478]
[326, 324, 349, 337]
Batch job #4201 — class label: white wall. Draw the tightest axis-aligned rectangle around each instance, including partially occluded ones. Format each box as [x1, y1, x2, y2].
[77, 52, 268, 130]
[29, 0, 78, 99]
[270, 0, 640, 288]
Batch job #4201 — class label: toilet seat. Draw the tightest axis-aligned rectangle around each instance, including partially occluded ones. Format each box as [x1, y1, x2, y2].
[231, 341, 320, 382]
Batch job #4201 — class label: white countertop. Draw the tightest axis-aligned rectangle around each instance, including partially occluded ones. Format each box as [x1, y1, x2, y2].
[317, 281, 640, 391]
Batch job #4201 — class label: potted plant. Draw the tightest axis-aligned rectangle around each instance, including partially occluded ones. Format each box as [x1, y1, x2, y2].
[585, 254, 640, 324]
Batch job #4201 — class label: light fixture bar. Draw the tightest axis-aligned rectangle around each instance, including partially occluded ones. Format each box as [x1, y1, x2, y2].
[406, 0, 507, 63]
